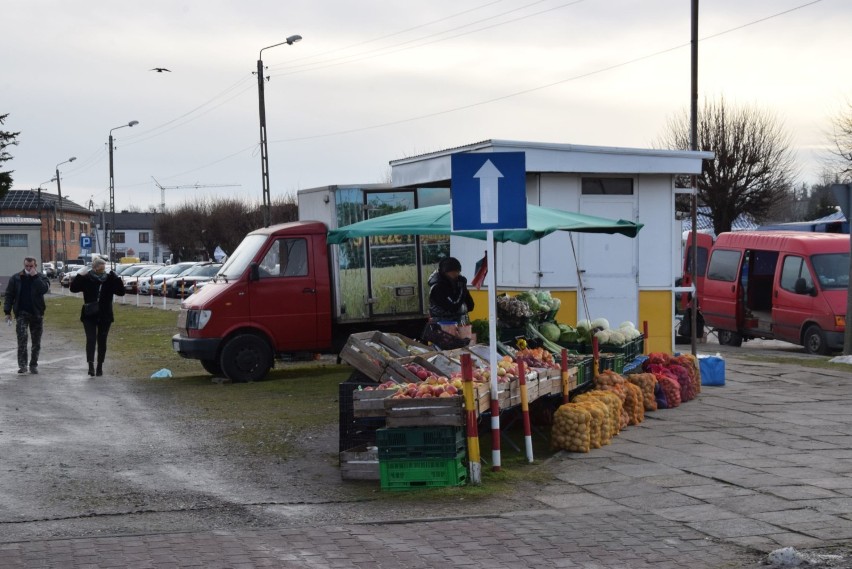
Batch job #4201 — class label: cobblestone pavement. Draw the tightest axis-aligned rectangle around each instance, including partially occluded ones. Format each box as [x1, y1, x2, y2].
[2, 307, 852, 567]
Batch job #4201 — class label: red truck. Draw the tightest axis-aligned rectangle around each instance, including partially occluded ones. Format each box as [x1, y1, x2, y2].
[171, 217, 443, 381]
[696, 231, 849, 354]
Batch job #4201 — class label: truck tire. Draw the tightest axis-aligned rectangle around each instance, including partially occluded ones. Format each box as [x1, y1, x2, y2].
[717, 329, 743, 347]
[200, 359, 223, 376]
[219, 334, 272, 383]
[803, 325, 829, 355]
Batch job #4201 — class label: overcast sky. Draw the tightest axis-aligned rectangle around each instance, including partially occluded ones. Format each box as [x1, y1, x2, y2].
[3, 0, 850, 213]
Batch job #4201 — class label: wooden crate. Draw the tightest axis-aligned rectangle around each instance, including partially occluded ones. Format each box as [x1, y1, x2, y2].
[384, 396, 465, 427]
[339, 332, 398, 381]
[353, 389, 395, 418]
[340, 444, 380, 481]
[423, 352, 463, 377]
[381, 355, 447, 384]
[381, 333, 437, 357]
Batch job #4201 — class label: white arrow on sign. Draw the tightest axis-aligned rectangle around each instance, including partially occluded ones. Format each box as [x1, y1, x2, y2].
[474, 159, 504, 224]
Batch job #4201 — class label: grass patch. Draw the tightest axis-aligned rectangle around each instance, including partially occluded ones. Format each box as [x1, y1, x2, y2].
[44, 295, 562, 482]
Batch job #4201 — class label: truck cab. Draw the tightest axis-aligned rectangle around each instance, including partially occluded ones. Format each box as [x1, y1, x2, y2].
[173, 221, 333, 382]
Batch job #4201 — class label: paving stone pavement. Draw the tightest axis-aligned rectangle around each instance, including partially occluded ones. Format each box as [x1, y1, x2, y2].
[1, 349, 851, 568]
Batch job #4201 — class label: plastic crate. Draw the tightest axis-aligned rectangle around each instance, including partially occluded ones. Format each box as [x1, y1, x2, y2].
[380, 453, 467, 491]
[339, 378, 385, 452]
[376, 426, 465, 459]
[599, 353, 625, 374]
[561, 355, 592, 386]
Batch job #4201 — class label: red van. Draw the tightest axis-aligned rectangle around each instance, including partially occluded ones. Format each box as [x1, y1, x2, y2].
[698, 231, 849, 354]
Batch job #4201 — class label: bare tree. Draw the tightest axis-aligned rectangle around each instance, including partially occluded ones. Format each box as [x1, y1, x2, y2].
[658, 97, 797, 235]
[154, 195, 300, 262]
[828, 98, 852, 179]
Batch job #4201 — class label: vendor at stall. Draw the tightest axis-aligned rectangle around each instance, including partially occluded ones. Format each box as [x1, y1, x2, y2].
[428, 257, 475, 324]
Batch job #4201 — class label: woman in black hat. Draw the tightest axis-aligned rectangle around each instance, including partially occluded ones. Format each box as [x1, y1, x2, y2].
[427, 257, 474, 323]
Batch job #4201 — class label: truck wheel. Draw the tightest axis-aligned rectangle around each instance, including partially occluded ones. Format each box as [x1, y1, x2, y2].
[220, 334, 272, 383]
[803, 325, 829, 355]
[200, 359, 223, 376]
[718, 330, 743, 347]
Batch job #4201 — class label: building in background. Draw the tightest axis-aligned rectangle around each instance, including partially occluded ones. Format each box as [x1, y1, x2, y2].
[0, 216, 43, 292]
[0, 189, 93, 264]
[93, 210, 170, 263]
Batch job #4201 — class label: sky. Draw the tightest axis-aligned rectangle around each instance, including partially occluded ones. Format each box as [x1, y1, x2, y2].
[3, 0, 851, 213]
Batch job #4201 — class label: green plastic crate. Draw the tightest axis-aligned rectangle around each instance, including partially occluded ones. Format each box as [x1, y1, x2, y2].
[380, 453, 467, 491]
[376, 426, 465, 459]
[562, 355, 592, 386]
[599, 353, 625, 374]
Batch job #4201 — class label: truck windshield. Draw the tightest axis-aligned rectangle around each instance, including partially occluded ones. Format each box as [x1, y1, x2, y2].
[811, 253, 850, 290]
[218, 234, 268, 280]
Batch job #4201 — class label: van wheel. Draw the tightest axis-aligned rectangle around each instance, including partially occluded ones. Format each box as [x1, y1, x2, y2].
[803, 325, 829, 355]
[718, 330, 743, 347]
[220, 334, 272, 383]
[200, 359, 223, 376]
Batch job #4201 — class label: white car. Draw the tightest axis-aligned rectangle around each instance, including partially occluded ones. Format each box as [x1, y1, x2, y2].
[139, 262, 199, 296]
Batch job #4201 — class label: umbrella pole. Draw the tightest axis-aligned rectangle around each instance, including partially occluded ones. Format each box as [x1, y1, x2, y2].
[486, 230, 502, 471]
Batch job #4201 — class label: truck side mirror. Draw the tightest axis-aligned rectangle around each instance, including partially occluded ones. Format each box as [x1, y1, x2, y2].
[249, 262, 260, 282]
[794, 278, 807, 294]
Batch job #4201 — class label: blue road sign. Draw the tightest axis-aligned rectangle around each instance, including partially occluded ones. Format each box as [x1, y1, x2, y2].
[451, 152, 527, 231]
[80, 235, 92, 249]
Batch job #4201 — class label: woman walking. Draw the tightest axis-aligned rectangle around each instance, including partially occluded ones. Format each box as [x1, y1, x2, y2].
[70, 257, 125, 376]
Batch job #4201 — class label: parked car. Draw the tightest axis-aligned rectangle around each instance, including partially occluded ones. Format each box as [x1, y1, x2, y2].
[165, 262, 223, 298]
[124, 266, 166, 294]
[60, 264, 86, 287]
[139, 262, 199, 296]
[42, 262, 56, 278]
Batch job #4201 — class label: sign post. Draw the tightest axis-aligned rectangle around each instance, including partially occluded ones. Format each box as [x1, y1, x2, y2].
[451, 152, 526, 474]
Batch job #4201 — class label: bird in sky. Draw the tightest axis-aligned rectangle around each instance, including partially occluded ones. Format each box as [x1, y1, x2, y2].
[150, 67, 171, 73]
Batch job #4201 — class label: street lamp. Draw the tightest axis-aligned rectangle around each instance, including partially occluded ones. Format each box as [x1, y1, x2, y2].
[55, 157, 76, 264]
[257, 34, 302, 227]
[109, 120, 139, 267]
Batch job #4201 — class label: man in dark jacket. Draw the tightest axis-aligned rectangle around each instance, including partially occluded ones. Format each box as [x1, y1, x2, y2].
[4, 257, 51, 374]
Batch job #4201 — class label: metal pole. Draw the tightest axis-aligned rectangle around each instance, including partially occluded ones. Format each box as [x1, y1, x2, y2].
[56, 168, 67, 263]
[109, 132, 116, 268]
[108, 121, 139, 269]
[689, 0, 699, 357]
[256, 35, 301, 228]
[257, 57, 271, 228]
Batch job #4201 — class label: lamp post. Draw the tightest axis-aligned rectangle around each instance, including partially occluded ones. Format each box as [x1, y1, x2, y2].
[257, 34, 302, 227]
[55, 157, 76, 264]
[109, 120, 139, 267]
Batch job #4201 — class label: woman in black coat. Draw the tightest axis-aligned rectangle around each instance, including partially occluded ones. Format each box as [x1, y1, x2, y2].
[70, 257, 126, 376]
[427, 257, 474, 323]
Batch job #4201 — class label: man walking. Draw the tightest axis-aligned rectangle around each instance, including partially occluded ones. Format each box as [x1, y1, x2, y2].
[4, 257, 50, 374]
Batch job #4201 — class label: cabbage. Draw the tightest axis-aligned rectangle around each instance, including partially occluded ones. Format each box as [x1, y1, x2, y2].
[594, 329, 611, 344]
[577, 319, 591, 330]
[538, 322, 561, 343]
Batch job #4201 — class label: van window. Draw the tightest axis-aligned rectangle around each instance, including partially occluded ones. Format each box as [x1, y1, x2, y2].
[811, 253, 850, 290]
[684, 245, 709, 277]
[780, 256, 814, 293]
[259, 238, 308, 278]
[706, 249, 741, 282]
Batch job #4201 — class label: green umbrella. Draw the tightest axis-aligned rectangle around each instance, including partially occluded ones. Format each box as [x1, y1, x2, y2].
[326, 203, 643, 244]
